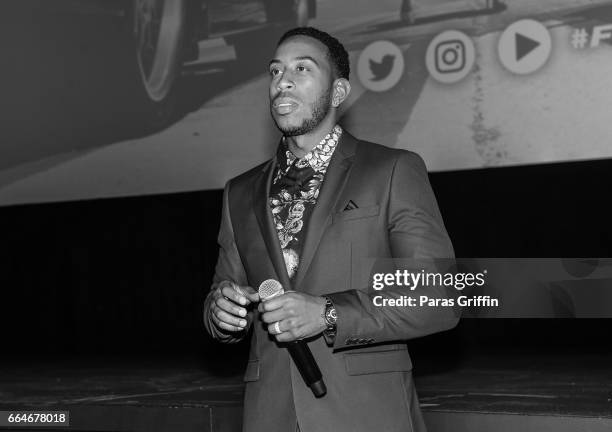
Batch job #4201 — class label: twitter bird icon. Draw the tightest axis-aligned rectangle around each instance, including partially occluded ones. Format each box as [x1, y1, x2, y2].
[369, 54, 396, 81]
[358, 41, 405, 92]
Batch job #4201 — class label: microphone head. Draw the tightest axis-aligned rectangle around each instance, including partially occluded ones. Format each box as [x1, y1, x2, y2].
[258, 279, 284, 301]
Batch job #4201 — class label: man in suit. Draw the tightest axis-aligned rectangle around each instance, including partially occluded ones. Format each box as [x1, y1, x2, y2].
[203, 27, 459, 432]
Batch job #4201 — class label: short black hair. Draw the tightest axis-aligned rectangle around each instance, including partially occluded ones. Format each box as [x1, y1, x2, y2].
[277, 27, 350, 80]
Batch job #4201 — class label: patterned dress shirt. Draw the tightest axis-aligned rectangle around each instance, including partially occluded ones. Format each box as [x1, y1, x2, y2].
[269, 125, 342, 280]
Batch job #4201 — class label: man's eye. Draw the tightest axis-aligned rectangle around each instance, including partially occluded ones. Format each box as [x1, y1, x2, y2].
[270, 68, 281, 76]
[296, 65, 306, 72]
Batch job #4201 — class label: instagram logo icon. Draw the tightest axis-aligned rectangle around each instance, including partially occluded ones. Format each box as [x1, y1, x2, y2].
[426, 30, 475, 84]
[435, 40, 465, 73]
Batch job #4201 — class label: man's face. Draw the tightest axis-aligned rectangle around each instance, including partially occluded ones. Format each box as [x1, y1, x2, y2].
[269, 36, 335, 136]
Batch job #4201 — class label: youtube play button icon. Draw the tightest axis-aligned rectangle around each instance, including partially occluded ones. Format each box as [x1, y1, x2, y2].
[516, 33, 540, 61]
[498, 19, 552, 75]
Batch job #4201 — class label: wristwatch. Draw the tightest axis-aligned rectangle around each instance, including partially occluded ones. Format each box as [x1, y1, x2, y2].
[323, 297, 337, 339]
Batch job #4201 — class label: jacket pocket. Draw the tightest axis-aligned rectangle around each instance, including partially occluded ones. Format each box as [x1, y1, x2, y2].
[332, 204, 380, 223]
[243, 359, 260, 382]
[344, 348, 412, 376]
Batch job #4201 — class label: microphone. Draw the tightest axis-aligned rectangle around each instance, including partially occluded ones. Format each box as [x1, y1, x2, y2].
[258, 279, 327, 398]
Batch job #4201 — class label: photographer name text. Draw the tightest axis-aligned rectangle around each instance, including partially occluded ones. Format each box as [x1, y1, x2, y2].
[373, 295, 498, 307]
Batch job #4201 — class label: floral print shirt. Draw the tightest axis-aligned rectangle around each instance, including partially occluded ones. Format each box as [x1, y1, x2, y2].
[269, 125, 342, 280]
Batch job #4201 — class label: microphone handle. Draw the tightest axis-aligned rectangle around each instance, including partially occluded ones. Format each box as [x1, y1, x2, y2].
[287, 341, 327, 397]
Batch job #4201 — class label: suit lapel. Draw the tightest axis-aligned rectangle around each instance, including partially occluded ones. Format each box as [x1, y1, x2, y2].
[293, 132, 358, 290]
[253, 157, 293, 290]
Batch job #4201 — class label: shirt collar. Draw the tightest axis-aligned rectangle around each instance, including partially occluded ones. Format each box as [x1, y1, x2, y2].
[279, 125, 343, 173]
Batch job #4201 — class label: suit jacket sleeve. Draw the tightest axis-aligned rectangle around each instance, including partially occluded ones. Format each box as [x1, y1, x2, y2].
[203, 181, 251, 343]
[326, 151, 460, 349]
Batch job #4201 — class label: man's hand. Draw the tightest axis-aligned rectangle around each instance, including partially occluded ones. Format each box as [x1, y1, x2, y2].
[210, 280, 260, 333]
[259, 292, 327, 342]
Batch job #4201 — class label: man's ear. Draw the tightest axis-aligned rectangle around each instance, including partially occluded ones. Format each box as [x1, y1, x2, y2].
[332, 78, 351, 107]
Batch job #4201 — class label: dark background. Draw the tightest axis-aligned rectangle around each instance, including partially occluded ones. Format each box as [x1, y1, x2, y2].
[2, 156, 611, 372]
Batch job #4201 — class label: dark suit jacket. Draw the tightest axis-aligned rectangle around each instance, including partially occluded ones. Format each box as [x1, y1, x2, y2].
[204, 131, 459, 432]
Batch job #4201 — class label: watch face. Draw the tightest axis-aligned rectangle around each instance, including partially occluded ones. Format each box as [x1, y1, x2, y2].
[326, 307, 337, 323]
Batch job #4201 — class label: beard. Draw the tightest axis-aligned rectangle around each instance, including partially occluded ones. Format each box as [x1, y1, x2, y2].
[272, 87, 332, 137]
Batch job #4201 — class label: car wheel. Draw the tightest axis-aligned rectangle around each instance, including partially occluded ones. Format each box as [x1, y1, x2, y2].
[134, 0, 185, 102]
[120, 0, 187, 131]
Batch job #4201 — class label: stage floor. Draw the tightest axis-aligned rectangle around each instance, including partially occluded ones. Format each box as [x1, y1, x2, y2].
[1, 354, 610, 431]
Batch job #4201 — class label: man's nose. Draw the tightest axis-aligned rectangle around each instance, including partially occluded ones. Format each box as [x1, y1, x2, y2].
[277, 73, 295, 91]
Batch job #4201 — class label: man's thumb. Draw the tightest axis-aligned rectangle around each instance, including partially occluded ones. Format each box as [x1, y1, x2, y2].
[242, 286, 261, 303]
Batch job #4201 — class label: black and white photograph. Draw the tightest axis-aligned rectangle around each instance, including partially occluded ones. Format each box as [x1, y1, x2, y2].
[1, 0, 611, 431]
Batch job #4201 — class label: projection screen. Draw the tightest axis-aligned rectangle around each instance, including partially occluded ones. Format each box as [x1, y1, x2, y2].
[2, 0, 611, 206]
